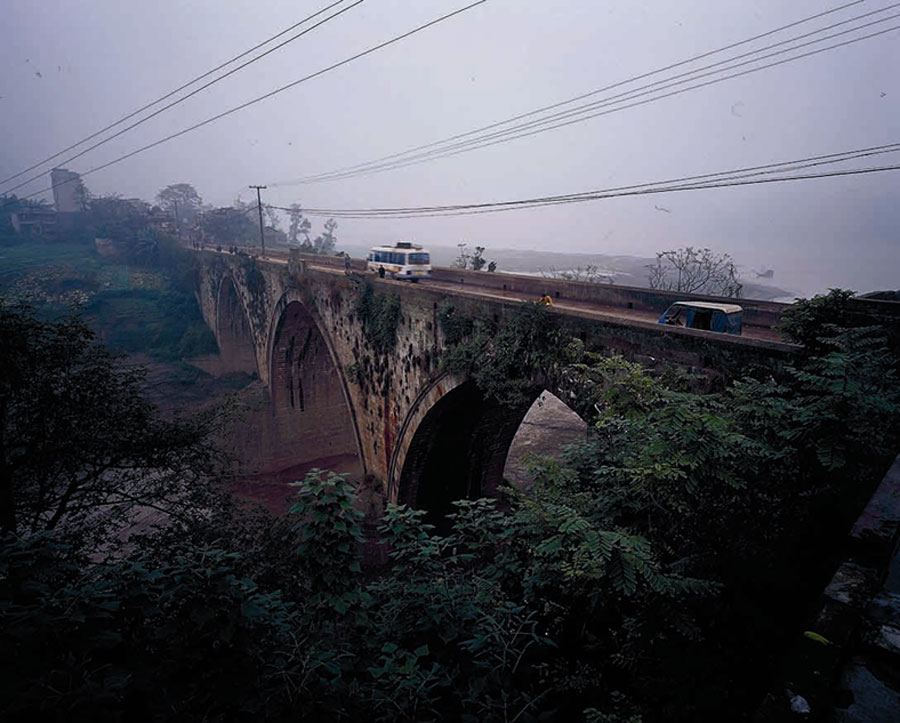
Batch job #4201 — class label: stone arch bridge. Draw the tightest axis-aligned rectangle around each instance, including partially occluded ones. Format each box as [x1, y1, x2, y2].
[194, 250, 796, 517]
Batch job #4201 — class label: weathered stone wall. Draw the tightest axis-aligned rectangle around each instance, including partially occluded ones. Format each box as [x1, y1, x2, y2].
[430, 266, 786, 333]
[195, 252, 799, 506]
[754, 454, 900, 722]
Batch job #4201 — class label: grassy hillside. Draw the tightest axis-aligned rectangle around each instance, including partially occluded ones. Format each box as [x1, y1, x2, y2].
[0, 238, 217, 365]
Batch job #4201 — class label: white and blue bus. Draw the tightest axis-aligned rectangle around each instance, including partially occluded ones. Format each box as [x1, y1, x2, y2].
[367, 242, 432, 280]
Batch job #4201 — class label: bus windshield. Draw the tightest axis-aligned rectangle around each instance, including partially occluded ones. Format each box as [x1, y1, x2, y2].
[408, 252, 430, 265]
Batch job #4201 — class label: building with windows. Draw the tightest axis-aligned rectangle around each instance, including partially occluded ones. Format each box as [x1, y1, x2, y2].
[10, 207, 57, 238]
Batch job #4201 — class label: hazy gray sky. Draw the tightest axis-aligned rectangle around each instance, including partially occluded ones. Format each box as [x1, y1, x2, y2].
[2, 0, 898, 294]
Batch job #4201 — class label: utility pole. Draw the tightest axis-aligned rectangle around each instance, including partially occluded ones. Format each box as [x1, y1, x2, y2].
[250, 185, 267, 258]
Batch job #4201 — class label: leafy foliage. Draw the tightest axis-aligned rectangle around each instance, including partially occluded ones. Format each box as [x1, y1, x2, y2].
[355, 282, 402, 353]
[0, 303, 221, 546]
[0, 533, 300, 721]
[2, 292, 899, 722]
[778, 288, 857, 350]
[287, 469, 367, 615]
[440, 301, 582, 407]
[155, 183, 203, 227]
[200, 206, 255, 245]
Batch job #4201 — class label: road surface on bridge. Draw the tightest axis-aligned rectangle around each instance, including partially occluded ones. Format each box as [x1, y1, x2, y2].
[302, 258, 789, 345]
[205, 248, 789, 346]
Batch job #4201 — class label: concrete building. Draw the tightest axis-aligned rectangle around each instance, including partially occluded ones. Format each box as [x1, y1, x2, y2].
[50, 168, 86, 213]
[10, 207, 57, 237]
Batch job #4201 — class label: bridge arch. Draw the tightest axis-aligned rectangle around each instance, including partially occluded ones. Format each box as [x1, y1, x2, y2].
[263, 289, 366, 479]
[388, 373, 467, 503]
[391, 374, 590, 528]
[392, 376, 545, 529]
[215, 274, 259, 377]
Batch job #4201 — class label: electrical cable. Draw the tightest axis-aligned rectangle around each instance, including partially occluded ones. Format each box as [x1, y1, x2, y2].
[323, 18, 900, 183]
[280, 0, 870, 184]
[279, 165, 900, 219]
[15, 0, 490, 203]
[268, 142, 900, 218]
[291, 10, 900, 184]
[0, 0, 353, 188]
[1, 0, 365, 196]
[276, 2, 899, 185]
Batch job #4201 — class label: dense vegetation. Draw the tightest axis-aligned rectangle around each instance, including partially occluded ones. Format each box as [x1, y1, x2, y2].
[1, 291, 898, 721]
[0, 195, 217, 363]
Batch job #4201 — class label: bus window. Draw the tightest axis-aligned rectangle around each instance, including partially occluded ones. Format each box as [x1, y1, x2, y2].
[408, 252, 430, 264]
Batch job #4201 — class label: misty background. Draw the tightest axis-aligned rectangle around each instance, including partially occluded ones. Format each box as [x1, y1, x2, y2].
[2, 0, 898, 297]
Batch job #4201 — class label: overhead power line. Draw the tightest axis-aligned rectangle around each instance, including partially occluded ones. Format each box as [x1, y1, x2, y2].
[273, 1, 899, 186]
[0, 0, 355, 188]
[269, 142, 900, 218]
[278, 165, 900, 219]
[342, 15, 900, 183]
[1, 0, 365, 196]
[276, 0, 869, 184]
[15, 0, 489, 203]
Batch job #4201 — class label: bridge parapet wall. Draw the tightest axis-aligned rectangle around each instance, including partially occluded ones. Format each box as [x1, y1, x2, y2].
[430, 267, 786, 332]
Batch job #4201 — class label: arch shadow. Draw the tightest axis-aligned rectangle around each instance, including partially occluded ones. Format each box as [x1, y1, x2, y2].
[396, 381, 538, 530]
[263, 291, 365, 479]
[215, 274, 259, 377]
[395, 381, 589, 529]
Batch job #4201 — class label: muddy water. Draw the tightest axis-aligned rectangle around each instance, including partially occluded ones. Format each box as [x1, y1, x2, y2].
[230, 453, 362, 516]
[503, 392, 588, 490]
[230, 393, 585, 516]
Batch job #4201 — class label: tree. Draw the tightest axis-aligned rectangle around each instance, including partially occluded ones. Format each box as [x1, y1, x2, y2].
[313, 217, 338, 255]
[199, 206, 255, 245]
[286, 204, 313, 248]
[155, 183, 203, 229]
[286, 203, 312, 246]
[0, 534, 300, 721]
[88, 194, 152, 242]
[777, 288, 858, 352]
[263, 203, 281, 231]
[69, 175, 90, 212]
[471, 246, 486, 271]
[287, 203, 302, 244]
[646, 246, 742, 297]
[0, 303, 220, 546]
[455, 242, 470, 269]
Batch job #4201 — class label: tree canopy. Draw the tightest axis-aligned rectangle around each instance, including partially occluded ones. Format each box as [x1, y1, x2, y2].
[199, 206, 255, 245]
[0, 302, 221, 547]
[647, 246, 742, 297]
[156, 183, 203, 227]
[1, 292, 898, 721]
